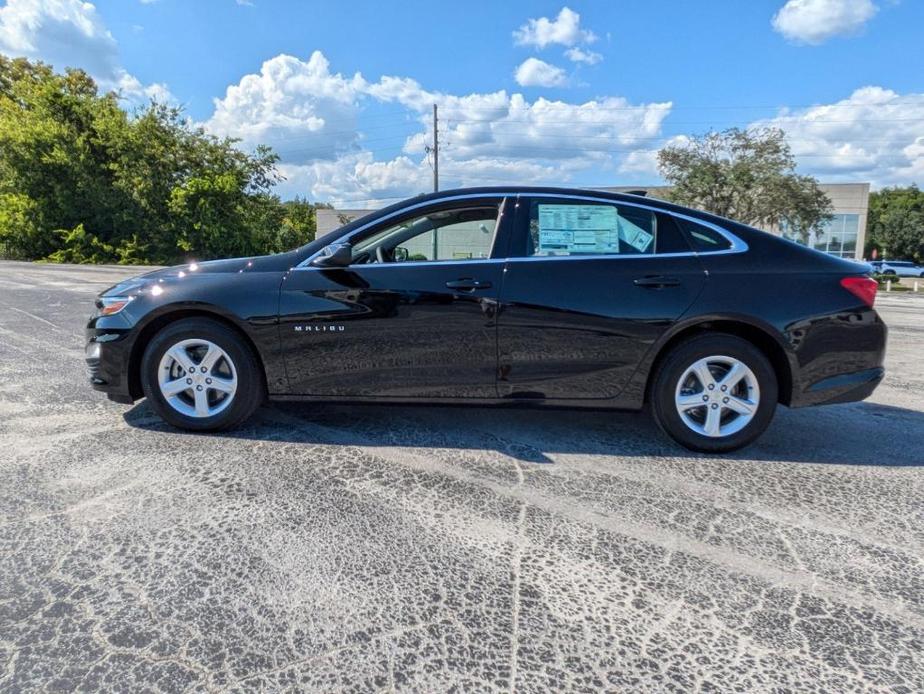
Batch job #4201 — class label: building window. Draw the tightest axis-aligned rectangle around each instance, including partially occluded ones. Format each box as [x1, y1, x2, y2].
[781, 214, 859, 258]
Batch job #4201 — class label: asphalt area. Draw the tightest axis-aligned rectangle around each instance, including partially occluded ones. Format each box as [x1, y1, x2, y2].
[0, 260, 922, 692]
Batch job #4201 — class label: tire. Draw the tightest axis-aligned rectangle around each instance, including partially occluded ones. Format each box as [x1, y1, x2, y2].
[140, 317, 265, 431]
[649, 333, 778, 453]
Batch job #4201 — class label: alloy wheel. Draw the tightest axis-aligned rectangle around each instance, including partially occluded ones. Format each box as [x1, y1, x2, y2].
[157, 338, 237, 418]
[674, 355, 760, 438]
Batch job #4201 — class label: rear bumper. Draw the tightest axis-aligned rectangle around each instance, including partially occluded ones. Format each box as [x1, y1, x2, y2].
[795, 367, 884, 407]
[786, 305, 887, 408]
[789, 309, 888, 407]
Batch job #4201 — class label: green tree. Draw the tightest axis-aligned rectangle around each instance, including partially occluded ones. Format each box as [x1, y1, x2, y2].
[274, 197, 317, 251]
[0, 55, 319, 264]
[865, 185, 924, 262]
[0, 57, 127, 258]
[657, 127, 833, 240]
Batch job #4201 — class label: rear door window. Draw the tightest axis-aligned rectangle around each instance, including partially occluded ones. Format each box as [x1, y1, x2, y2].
[510, 198, 692, 258]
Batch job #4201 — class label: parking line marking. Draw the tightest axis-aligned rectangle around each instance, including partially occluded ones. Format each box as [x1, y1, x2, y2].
[7, 306, 61, 330]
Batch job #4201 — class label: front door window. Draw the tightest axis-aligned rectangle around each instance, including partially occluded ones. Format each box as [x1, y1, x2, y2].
[352, 206, 500, 264]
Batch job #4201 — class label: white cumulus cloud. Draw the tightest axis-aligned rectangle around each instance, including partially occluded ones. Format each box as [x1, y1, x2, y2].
[565, 47, 602, 65]
[277, 152, 430, 207]
[431, 93, 672, 163]
[206, 51, 674, 204]
[205, 51, 366, 162]
[513, 7, 597, 49]
[752, 86, 924, 186]
[514, 57, 567, 87]
[772, 0, 878, 44]
[0, 0, 171, 103]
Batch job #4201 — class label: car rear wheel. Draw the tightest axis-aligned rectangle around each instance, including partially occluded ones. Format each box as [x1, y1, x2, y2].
[650, 334, 778, 453]
[141, 318, 264, 431]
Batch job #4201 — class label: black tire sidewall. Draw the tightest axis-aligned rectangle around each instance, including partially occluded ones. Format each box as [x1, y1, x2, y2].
[651, 334, 778, 453]
[140, 318, 263, 431]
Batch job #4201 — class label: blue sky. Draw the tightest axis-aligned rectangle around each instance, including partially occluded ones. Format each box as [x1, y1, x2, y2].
[2, 0, 923, 204]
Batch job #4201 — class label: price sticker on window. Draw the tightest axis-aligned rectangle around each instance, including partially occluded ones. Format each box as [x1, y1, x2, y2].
[537, 205, 620, 255]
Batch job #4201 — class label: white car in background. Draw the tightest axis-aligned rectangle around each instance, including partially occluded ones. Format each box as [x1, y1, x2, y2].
[869, 260, 924, 277]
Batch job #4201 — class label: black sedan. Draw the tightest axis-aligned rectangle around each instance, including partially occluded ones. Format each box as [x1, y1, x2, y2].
[86, 187, 886, 452]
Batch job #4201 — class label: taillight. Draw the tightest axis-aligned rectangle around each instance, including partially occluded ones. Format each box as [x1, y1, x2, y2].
[840, 276, 878, 307]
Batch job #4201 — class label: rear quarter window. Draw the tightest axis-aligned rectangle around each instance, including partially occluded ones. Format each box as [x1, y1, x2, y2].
[678, 219, 732, 252]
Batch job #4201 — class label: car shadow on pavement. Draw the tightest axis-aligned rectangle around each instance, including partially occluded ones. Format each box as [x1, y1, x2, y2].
[123, 398, 924, 467]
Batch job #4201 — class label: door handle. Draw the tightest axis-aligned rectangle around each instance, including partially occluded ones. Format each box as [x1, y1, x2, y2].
[633, 275, 681, 288]
[446, 278, 492, 291]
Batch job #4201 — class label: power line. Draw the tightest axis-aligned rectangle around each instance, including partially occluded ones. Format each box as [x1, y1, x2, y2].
[262, 118, 423, 144]
[434, 114, 924, 125]
[314, 193, 413, 206]
[437, 143, 913, 159]
[246, 108, 924, 155]
[270, 129, 915, 161]
[434, 96, 924, 113]
[276, 136, 413, 158]
[269, 128, 915, 148]
[438, 132, 916, 145]
[246, 104, 924, 149]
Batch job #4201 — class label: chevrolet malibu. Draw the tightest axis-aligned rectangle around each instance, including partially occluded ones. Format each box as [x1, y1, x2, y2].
[86, 187, 887, 452]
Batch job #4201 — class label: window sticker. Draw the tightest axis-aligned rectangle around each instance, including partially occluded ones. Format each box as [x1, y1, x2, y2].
[618, 215, 654, 253]
[537, 205, 619, 255]
[536, 204, 654, 255]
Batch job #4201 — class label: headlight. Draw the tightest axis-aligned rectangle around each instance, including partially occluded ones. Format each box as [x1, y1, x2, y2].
[97, 296, 134, 316]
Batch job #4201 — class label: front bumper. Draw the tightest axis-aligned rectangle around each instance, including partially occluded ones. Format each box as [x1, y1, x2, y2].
[86, 314, 138, 403]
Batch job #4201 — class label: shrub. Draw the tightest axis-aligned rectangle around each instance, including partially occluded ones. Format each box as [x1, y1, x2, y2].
[45, 224, 118, 264]
[872, 272, 900, 285]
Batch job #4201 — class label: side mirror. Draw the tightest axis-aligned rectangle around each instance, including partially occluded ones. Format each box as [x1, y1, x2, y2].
[311, 242, 353, 268]
[393, 247, 409, 262]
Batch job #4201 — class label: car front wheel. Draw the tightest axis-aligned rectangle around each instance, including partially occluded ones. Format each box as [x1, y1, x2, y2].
[650, 334, 778, 453]
[140, 317, 264, 431]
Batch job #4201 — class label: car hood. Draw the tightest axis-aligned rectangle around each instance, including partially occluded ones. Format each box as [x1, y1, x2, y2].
[141, 251, 298, 278]
[100, 251, 299, 297]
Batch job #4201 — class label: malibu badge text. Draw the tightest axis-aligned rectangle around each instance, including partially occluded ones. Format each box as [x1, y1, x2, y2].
[294, 324, 346, 332]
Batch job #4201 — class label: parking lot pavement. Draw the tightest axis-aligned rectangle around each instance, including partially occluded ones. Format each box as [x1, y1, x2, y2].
[0, 259, 922, 692]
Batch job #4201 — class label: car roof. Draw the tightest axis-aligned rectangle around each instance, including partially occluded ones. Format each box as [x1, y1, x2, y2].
[367, 186, 733, 226]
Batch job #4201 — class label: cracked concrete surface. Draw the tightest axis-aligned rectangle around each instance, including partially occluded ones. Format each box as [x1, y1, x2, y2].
[0, 260, 922, 692]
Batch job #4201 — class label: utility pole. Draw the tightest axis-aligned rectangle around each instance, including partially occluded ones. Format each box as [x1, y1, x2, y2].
[432, 103, 439, 193]
[431, 103, 439, 259]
